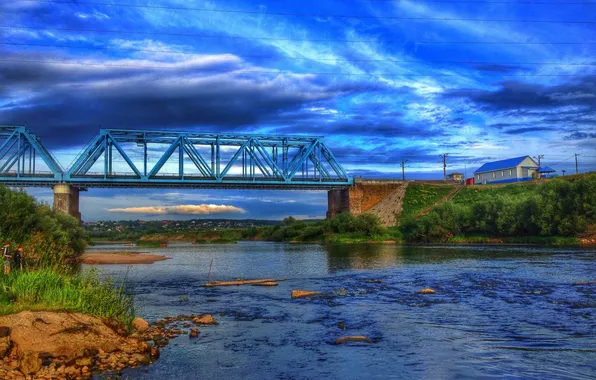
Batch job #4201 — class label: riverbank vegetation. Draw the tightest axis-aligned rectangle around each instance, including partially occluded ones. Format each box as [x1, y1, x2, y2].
[242, 214, 398, 243]
[400, 175, 595, 243]
[136, 229, 244, 245]
[0, 185, 136, 328]
[0, 186, 87, 269]
[0, 269, 135, 327]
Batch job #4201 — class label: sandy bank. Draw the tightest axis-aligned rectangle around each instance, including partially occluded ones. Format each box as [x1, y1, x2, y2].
[81, 252, 169, 265]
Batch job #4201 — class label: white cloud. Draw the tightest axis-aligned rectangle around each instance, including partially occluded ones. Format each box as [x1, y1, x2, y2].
[108, 204, 246, 215]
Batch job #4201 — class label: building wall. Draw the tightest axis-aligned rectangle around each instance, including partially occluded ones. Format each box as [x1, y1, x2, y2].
[475, 157, 538, 184]
[475, 167, 519, 184]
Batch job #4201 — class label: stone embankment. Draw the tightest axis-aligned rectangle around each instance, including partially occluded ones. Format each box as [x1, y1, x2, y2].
[0, 311, 217, 379]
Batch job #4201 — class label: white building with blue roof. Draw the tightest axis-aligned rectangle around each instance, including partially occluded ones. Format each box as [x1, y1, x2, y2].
[474, 156, 539, 184]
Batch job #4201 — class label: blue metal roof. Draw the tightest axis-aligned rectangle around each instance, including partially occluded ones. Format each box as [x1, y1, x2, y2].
[474, 156, 536, 173]
[537, 166, 556, 173]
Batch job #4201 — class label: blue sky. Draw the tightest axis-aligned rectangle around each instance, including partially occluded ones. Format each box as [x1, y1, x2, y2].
[1, 0, 595, 221]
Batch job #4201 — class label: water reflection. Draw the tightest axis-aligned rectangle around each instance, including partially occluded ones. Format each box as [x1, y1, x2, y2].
[325, 244, 405, 272]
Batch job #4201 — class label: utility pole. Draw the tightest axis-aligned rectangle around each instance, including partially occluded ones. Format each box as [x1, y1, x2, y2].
[575, 153, 580, 174]
[534, 154, 544, 166]
[400, 158, 408, 181]
[561, 169, 566, 176]
[440, 153, 449, 181]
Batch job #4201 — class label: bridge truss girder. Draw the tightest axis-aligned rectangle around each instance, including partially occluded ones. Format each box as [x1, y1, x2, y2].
[63, 129, 352, 188]
[0, 125, 63, 182]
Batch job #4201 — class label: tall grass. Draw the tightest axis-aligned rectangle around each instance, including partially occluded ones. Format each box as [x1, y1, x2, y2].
[0, 269, 136, 328]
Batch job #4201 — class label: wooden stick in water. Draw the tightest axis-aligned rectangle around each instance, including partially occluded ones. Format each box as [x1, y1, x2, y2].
[207, 258, 214, 283]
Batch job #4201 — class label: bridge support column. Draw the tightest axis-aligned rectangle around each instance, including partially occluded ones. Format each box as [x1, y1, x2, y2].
[326, 180, 407, 226]
[53, 184, 81, 221]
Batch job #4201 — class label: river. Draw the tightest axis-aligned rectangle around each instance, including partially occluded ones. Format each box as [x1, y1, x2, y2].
[85, 242, 596, 380]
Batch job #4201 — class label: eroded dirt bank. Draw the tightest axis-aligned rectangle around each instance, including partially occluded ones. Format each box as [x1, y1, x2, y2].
[0, 311, 217, 379]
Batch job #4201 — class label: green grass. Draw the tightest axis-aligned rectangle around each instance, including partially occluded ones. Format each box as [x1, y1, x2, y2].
[136, 241, 164, 248]
[446, 234, 581, 246]
[451, 183, 536, 205]
[0, 269, 136, 328]
[401, 184, 456, 219]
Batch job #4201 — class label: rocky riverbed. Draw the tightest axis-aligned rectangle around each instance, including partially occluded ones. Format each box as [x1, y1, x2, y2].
[0, 311, 217, 379]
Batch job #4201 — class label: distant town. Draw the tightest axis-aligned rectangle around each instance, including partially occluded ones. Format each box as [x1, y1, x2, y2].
[84, 218, 285, 237]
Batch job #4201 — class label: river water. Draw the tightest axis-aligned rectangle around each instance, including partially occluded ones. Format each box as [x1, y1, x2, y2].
[85, 242, 596, 380]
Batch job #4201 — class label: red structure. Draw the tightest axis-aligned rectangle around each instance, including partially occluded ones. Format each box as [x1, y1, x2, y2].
[465, 177, 475, 185]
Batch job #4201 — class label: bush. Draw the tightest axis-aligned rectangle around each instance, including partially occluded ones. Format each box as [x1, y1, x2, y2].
[0, 186, 88, 270]
[400, 174, 596, 242]
[259, 213, 386, 243]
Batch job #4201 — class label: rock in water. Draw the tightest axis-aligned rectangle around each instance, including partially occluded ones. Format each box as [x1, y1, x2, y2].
[150, 346, 160, 359]
[291, 290, 323, 299]
[335, 336, 372, 345]
[418, 288, 436, 294]
[133, 317, 150, 333]
[192, 315, 217, 325]
[189, 328, 199, 338]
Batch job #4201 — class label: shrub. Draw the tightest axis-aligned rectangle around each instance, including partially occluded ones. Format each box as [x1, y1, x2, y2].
[400, 174, 596, 242]
[0, 186, 87, 270]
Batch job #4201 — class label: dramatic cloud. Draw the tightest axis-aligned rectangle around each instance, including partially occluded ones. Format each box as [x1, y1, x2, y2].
[108, 204, 246, 215]
[445, 77, 596, 111]
[2, 0, 595, 220]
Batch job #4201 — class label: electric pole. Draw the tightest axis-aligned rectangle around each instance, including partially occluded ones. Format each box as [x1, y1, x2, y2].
[440, 153, 449, 181]
[400, 158, 408, 181]
[575, 153, 580, 174]
[561, 169, 566, 176]
[534, 154, 544, 166]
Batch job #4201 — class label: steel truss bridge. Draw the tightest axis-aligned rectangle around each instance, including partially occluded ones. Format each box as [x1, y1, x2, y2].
[0, 126, 353, 189]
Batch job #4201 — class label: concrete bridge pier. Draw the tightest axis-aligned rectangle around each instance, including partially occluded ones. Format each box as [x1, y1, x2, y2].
[53, 184, 81, 221]
[327, 180, 408, 226]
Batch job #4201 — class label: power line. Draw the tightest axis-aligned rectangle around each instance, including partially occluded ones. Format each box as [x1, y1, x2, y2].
[4, 42, 596, 67]
[15, 0, 596, 23]
[365, 0, 596, 3]
[549, 154, 575, 167]
[2, 58, 594, 77]
[4, 25, 596, 45]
